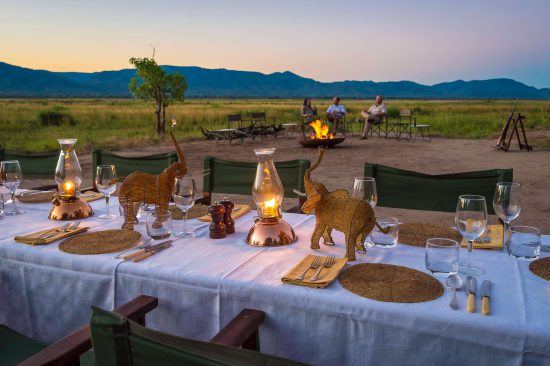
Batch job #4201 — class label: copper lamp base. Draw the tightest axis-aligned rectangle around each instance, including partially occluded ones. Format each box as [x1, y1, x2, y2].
[246, 217, 297, 247]
[49, 196, 94, 221]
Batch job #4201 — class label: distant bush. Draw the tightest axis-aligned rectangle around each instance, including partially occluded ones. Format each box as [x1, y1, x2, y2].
[38, 107, 76, 126]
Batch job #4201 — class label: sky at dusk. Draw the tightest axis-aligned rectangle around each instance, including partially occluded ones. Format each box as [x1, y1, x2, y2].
[1, 0, 549, 87]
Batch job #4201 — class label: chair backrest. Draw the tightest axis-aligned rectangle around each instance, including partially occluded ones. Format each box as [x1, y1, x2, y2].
[1, 149, 58, 179]
[227, 114, 242, 129]
[400, 109, 412, 117]
[203, 156, 310, 201]
[90, 307, 304, 366]
[250, 112, 267, 126]
[92, 150, 177, 183]
[364, 163, 513, 214]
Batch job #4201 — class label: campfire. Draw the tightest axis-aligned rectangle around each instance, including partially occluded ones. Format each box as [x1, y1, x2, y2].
[300, 119, 345, 148]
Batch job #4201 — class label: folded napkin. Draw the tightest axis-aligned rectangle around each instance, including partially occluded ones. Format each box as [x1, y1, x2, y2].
[460, 224, 503, 249]
[282, 254, 347, 288]
[15, 226, 89, 245]
[16, 191, 104, 204]
[197, 204, 251, 222]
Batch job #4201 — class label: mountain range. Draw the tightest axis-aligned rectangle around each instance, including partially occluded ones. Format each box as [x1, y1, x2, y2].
[0, 61, 548, 99]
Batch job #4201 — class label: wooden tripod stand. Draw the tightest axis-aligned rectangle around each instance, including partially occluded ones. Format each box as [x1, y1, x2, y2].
[495, 101, 532, 152]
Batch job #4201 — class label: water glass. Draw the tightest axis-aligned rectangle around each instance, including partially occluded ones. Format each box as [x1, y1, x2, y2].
[493, 182, 522, 254]
[96, 165, 118, 219]
[455, 194, 487, 276]
[371, 216, 399, 248]
[425, 238, 459, 276]
[352, 177, 377, 208]
[146, 210, 173, 240]
[509, 226, 541, 260]
[0, 160, 24, 215]
[173, 174, 197, 238]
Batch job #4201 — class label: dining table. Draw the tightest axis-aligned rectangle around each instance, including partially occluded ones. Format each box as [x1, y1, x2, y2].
[1, 196, 549, 366]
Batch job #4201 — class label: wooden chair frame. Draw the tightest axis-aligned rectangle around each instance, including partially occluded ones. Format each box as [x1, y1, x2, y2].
[20, 296, 266, 366]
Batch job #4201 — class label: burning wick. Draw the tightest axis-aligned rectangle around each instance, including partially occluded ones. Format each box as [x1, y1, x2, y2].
[262, 198, 279, 218]
[64, 181, 76, 196]
[171, 117, 177, 128]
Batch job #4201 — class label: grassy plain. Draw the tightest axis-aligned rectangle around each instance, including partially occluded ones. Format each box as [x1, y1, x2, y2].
[0, 98, 548, 152]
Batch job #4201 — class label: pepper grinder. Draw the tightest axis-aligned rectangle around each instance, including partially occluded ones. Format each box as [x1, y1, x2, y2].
[209, 202, 226, 239]
[220, 199, 235, 234]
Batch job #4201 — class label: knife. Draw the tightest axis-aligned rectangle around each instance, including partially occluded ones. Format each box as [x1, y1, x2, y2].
[466, 276, 476, 313]
[132, 241, 173, 262]
[480, 280, 491, 316]
[123, 240, 173, 261]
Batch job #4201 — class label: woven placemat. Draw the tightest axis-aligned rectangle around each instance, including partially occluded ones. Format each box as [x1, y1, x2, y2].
[339, 263, 444, 303]
[399, 222, 462, 247]
[167, 205, 209, 220]
[529, 257, 550, 281]
[59, 230, 141, 255]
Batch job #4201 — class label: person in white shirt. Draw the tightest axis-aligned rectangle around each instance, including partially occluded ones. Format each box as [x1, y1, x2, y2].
[326, 96, 347, 133]
[360, 95, 387, 139]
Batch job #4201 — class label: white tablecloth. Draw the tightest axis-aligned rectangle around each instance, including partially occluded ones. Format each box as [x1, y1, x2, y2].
[1, 197, 549, 365]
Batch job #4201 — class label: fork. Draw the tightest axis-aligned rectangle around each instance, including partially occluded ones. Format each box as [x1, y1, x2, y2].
[474, 226, 491, 243]
[296, 256, 321, 281]
[310, 255, 335, 281]
[40, 221, 80, 239]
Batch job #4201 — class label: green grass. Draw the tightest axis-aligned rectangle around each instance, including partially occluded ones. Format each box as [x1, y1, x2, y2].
[0, 98, 548, 152]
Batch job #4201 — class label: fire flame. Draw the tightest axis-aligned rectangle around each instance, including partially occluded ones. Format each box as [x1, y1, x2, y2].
[308, 120, 334, 140]
[264, 198, 277, 208]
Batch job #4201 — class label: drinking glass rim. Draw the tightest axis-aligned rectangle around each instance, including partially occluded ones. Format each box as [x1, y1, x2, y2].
[375, 216, 399, 225]
[509, 225, 540, 235]
[458, 194, 485, 201]
[426, 237, 459, 247]
[97, 164, 116, 169]
[253, 148, 276, 155]
[497, 182, 521, 188]
[1, 160, 20, 165]
[354, 176, 375, 182]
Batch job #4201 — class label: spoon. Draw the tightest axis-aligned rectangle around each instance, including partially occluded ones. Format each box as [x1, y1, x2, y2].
[446, 274, 464, 310]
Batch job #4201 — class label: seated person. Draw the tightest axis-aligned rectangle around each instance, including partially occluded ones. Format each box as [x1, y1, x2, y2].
[301, 98, 317, 122]
[326, 96, 347, 132]
[360, 95, 387, 139]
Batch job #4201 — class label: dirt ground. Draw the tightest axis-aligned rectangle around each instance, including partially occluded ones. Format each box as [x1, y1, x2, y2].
[23, 133, 550, 233]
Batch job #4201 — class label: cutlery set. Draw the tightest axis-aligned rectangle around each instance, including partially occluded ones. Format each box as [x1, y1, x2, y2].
[297, 255, 336, 281]
[121, 240, 173, 262]
[449, 274, 491, 315]
[39, 221, 81, 239]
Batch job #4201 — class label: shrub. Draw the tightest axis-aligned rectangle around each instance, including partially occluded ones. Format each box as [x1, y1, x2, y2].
[38, 107, 76, 126]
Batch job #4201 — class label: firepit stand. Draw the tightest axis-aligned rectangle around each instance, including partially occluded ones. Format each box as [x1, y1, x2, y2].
[299, 137, 346, 148]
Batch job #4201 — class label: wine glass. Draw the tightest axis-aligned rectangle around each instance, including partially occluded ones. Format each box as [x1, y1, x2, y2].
[0, 160, 24, 215]
[493, 182, 521, 254]
[352, 177, 377, 208]
[455, 195, 487, 276]
[173, 174, 197, 238]
[95, 165, 117, 219]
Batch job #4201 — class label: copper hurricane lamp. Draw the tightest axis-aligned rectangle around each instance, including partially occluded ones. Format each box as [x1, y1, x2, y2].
[49, 139, 93, 220]
[246, 148, 297, 246]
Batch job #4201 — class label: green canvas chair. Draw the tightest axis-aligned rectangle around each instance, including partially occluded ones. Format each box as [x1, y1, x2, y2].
[202, 156, 311, 212]
[6, 295, 158, 366]
[89, 306, 307, 366]
[364, 163, 513, 214]
[0, 148, 58, 180]
[92, 150, 177, 188]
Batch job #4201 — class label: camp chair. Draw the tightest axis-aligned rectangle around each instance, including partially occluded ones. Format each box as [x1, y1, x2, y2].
[0, 148, 58, 182]
[368, 115, 389, 138]
[92, 150, 177, 189]
[7, 295, 158, 366]
[364, 163, 513, 214]
[202, 156, 311, 213]
[396, 109, 431, 142]
[87, 305, 305, 366]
